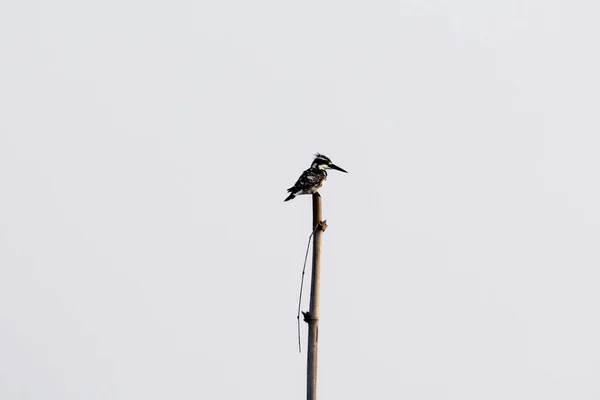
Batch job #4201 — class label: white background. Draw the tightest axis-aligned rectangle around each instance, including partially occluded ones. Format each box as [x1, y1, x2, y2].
[1, 0, 599, 398]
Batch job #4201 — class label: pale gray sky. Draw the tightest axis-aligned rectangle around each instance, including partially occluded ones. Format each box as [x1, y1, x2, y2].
[1, 0, 599, 399]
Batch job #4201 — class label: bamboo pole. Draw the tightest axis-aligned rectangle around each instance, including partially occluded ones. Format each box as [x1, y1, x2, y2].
[307, 193, 324, 400]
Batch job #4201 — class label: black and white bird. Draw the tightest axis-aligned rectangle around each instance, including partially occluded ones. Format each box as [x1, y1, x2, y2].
[284, 153, 347, 202]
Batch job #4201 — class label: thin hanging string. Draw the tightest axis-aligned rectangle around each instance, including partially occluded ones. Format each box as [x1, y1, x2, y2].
[296, 223, 320, 353]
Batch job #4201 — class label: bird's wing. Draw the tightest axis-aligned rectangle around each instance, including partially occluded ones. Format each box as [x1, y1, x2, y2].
[289, 168, 315, 191]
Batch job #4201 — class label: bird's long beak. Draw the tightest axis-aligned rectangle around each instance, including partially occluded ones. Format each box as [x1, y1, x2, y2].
[329, 163, 348, 173]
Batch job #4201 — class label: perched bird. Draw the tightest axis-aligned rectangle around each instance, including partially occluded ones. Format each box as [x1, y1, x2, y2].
[284, 153, 347, 202]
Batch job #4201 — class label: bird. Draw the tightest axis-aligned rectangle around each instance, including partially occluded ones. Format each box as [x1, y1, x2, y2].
[284, 153, 347, 202]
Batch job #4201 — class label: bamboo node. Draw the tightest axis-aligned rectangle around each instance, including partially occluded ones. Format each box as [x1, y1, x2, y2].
[302, 311, 312, 323]
[319, 220, 328, 232]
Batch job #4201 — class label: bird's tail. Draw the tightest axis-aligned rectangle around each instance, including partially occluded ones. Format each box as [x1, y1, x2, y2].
[284, 193, 296, 202]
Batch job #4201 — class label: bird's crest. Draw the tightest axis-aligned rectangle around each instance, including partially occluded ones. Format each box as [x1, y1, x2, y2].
[314, 153, 331, 162]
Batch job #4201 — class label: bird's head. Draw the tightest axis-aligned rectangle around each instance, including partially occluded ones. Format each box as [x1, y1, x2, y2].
[311, 153, 348, 173]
